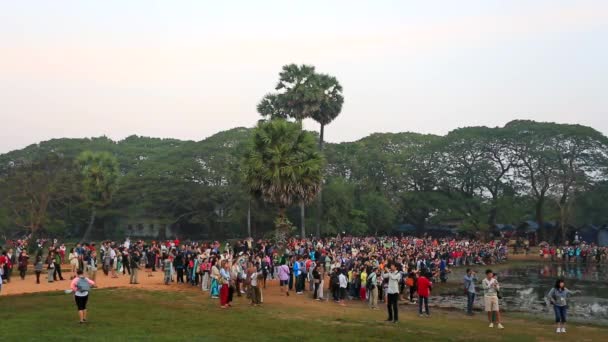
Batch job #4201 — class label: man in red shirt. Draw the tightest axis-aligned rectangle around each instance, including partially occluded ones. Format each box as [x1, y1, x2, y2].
[417, 271, 432, 317]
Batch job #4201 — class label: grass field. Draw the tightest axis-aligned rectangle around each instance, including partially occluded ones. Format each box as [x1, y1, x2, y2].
[1, 288, 606, 342]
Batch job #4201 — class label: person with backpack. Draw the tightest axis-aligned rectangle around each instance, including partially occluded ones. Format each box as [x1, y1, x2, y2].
[547, 278, 571, 334]
[368, 267, 379, 309]
[406, 271, 417, 304]
[70, 269, 96, 324]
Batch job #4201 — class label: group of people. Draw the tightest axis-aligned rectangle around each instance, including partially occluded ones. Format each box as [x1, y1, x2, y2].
[0, 234, 573, 333]
[538, 243, 608, 264]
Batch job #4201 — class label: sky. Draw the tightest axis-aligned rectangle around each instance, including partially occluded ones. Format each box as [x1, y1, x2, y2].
[1, 0, 607, 153]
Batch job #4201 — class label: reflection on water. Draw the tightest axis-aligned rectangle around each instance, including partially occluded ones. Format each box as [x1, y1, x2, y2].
[433, 263, 608, 324]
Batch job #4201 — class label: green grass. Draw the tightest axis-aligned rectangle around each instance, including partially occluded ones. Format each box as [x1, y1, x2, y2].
[0, 288, 606, 342]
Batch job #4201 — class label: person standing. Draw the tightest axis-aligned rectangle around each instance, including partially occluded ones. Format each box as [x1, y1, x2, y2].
[482, 269, 504, 329]
[338, 268, 348, 306]
[46, 252, 55, 283]
[53, 249, 64, 281]
[34, 254, 43, 284]
[417, 271, 432, 317]
[87, 251, 98, 282]
[312, 264, 321, 300]
[360, 267, 368, 301]
[463, 269, 477, 315]
[219, 261, 231, 309]
[69, 248, 79, 279]
[547, 279, 571, 334]
[383, 263, 402, 323]
[368, 268, 379, 310]
[129, 250, 140, 284]
[0, 259, 4, 294]
[18, 250, 29, 280]
[70, 269, 96, 324]
[278, 261, 290, 296]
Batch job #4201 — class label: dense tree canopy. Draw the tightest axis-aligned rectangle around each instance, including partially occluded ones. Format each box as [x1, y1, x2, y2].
[1, 121, 607, 242]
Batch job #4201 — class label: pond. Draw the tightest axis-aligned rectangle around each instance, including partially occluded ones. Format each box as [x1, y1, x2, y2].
[432, 262, 608, 325]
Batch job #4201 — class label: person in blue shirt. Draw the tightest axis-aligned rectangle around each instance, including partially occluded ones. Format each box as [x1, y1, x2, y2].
[463, 269, 477, 315]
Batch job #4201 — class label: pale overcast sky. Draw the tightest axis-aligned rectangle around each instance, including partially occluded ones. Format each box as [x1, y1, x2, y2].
[1, 0, 607, 153]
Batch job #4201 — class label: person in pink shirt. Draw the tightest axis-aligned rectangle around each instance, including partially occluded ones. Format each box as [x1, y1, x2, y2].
[70, 269, 96, 323]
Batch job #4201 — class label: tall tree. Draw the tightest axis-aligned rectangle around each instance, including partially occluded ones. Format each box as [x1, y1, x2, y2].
[0, 154, 77, 237]
[243, 119, 324, 237]
[547, 124, 608, 242]
[310, 73, 344, 237]
[76, 151, 120, 242]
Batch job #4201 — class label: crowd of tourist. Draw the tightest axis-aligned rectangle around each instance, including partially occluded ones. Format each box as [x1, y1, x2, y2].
[0, 234, 582, 333]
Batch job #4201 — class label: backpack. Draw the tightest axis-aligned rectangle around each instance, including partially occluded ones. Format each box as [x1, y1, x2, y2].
[406, 277, 414, 287]
[77, 277, 91, 292]
[366, 275, 374, 289]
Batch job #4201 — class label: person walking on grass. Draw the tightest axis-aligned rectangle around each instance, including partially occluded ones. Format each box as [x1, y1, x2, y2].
[547, 278, 571, 334]
[383, 263, 402, 323]
[482, 269, 504, 329]
[463, 269, 477, 315]
[70, 269, 95, 324]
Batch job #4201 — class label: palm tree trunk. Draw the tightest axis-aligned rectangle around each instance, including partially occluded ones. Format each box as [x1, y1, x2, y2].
[247, 198, 252, 237]
[81, 207, 96, 243]
[316, 123, 325, 238]
[300, 201, 306, 237]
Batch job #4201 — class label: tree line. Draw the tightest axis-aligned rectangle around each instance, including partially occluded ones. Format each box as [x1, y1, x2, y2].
[1, 66, 607, 243]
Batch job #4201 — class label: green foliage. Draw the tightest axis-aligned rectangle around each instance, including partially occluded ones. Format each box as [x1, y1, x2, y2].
[76, 151, 120, 208]
[243, 119, 324, 231]
[1, 120, 608, 240]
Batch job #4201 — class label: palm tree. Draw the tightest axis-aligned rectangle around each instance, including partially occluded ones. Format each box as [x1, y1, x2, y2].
[76, 151, 120, 243]
[257, 64, 344, 237]
[243, 119, 324, 236]
[310, 74, 344, 237]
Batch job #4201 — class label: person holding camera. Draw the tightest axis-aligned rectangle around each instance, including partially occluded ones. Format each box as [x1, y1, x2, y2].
[482, 269, 504, 329]
[383, 263, 402, 323]
[463, 269, 477, 315]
